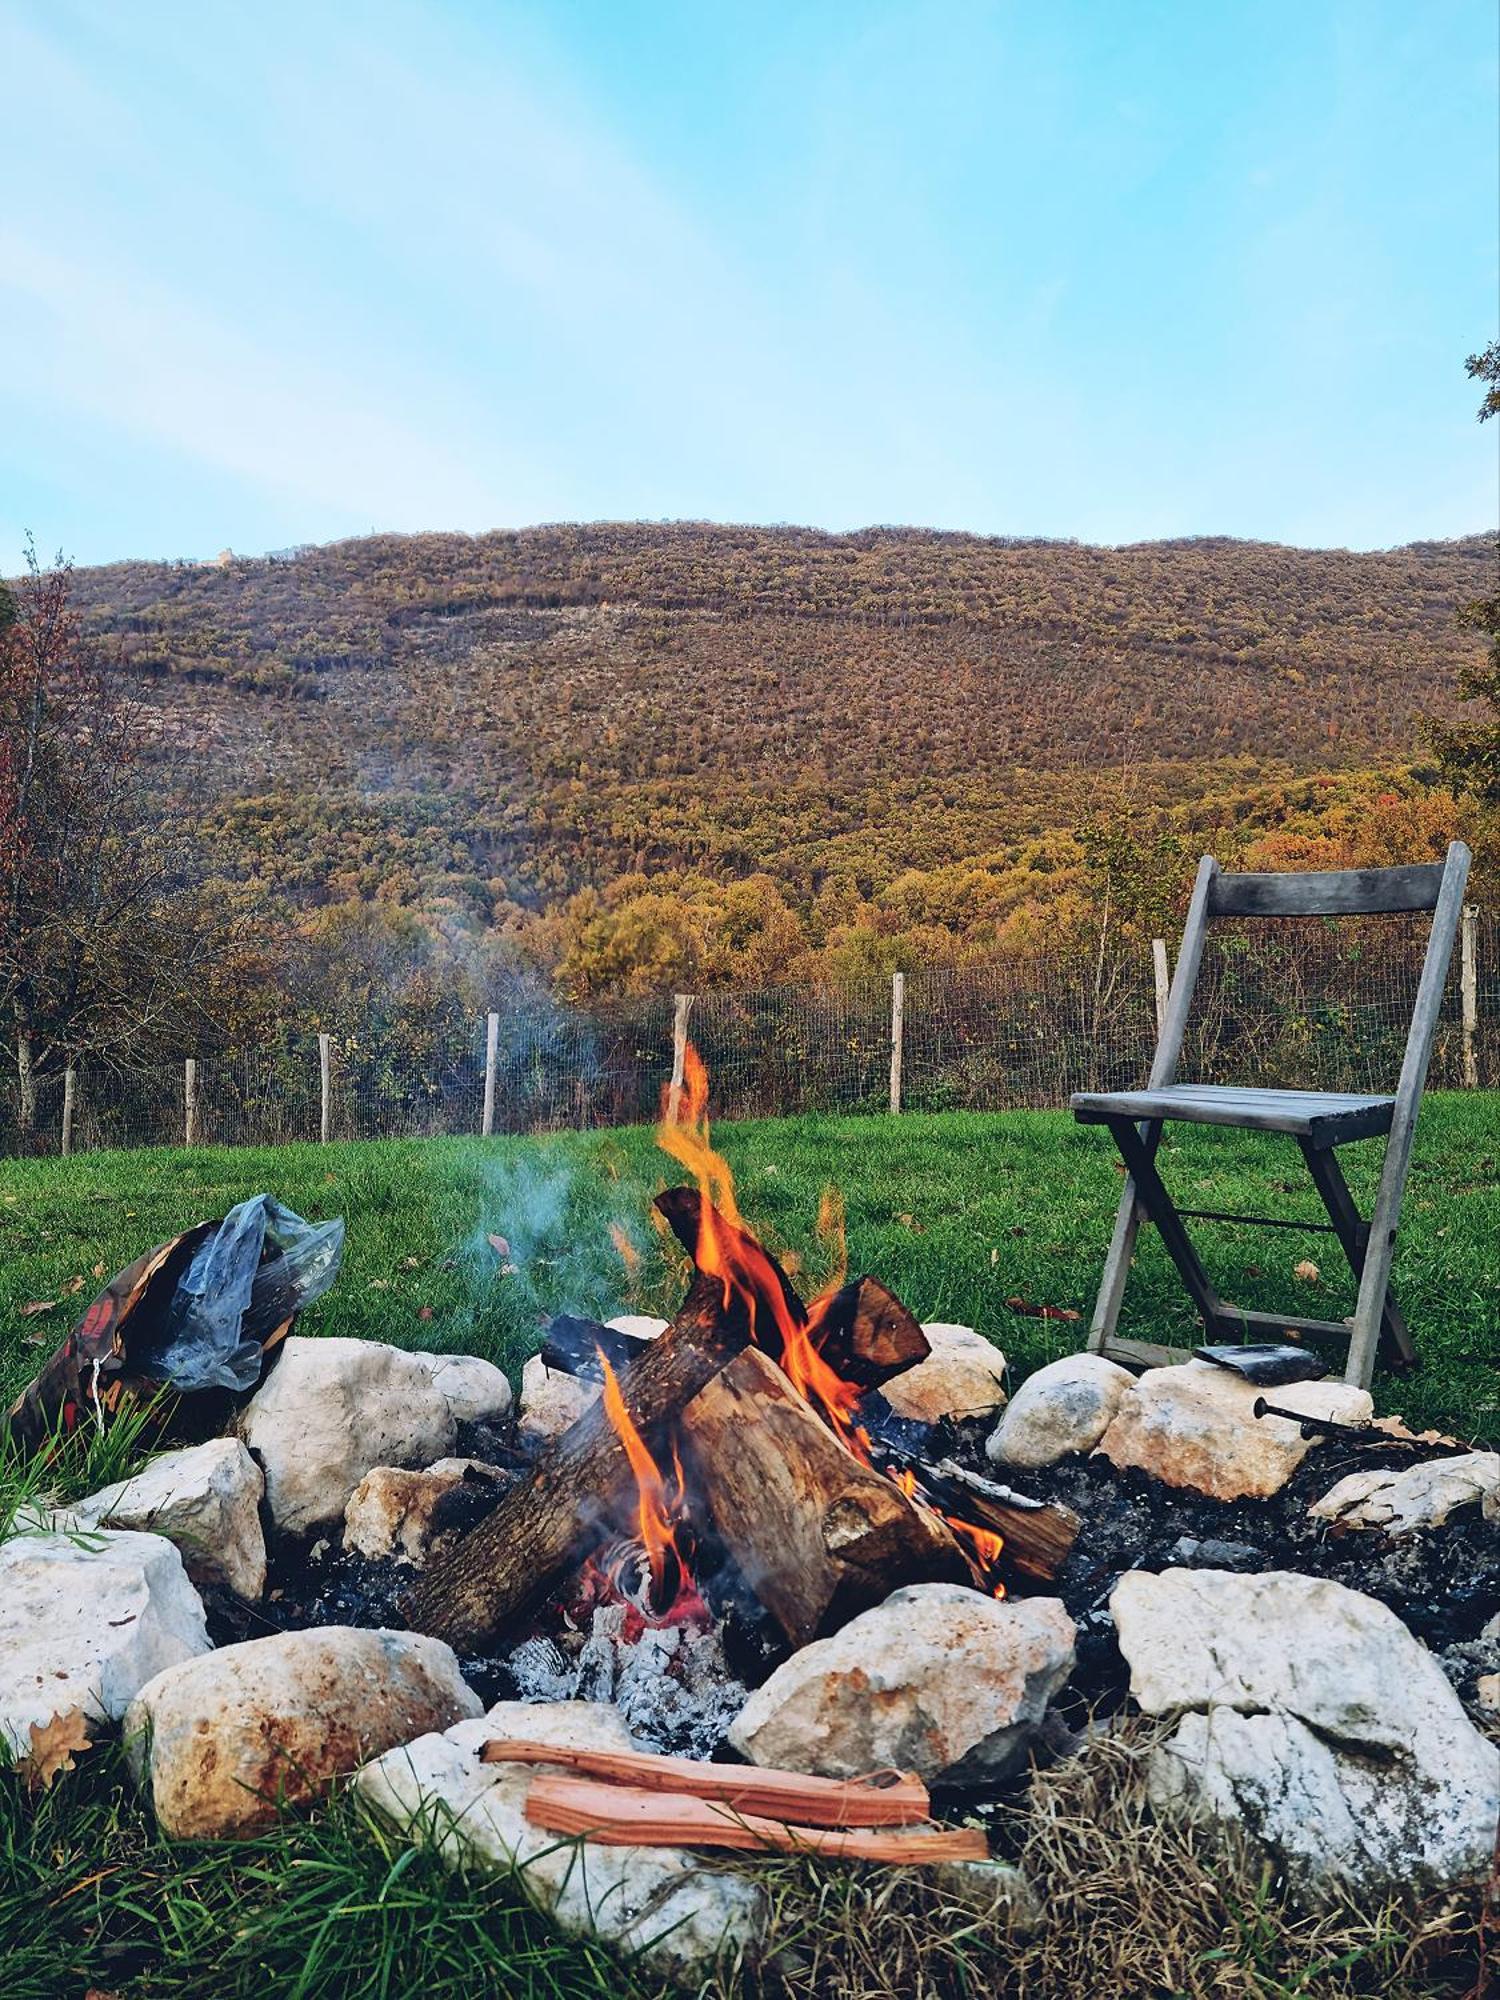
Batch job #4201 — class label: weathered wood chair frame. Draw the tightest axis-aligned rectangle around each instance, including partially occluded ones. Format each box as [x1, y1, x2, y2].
[1072, 841, 1472, 1390]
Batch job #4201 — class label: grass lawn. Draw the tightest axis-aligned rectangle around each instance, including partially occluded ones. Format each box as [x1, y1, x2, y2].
[0, 1100, 1495, 2000]
[2, 1095, 1496, 1437]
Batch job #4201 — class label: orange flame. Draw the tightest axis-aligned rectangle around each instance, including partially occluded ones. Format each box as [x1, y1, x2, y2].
[656, 1043, 1003, 1596]
[597, 1351, 684, 1608]
[659, 1046, 865, 1449]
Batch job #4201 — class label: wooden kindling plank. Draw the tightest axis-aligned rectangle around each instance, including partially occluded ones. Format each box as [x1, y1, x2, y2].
[522, 1774, 989, 1863]
[479, 1739, 931, 1826]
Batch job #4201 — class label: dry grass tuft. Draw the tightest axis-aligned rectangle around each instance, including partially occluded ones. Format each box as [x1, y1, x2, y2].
[701, 1721, 1486, 2000]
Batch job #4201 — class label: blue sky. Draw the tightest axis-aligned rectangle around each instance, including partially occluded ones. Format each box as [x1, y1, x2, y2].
[2, 0, 1496, 565]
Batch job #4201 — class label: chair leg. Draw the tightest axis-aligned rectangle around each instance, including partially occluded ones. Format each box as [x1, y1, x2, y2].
[1106, 1119, 1227, 1333]
[1087, 1122, 1164, 1354]
[1344, 1149, 1414, 1391]
[1298, 1142, 1417, 1371]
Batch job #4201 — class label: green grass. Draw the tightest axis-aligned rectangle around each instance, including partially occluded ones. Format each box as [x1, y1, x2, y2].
[0, 1103, 1495, 1998]
[2, 1096, 1496, 1436]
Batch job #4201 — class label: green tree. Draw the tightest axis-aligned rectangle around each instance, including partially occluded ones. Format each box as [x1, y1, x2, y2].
[1425, 344, 1499, 805]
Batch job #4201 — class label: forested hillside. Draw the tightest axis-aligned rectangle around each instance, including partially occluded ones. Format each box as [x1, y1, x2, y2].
[60, 523, 1493, 997]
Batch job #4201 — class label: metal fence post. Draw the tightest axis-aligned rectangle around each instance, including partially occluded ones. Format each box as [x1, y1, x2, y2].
[481, 1009, 500, 1136]
[668, 993, 694, 1121]
[889, 971, 906, 1114]
[319, 1034, 333, 1143]
[183, 1059, 199, 1146]
[61, 1067, 76, 1157]
[1461, 905, 1479, 1088]
[1151, 938, 1171, 1039]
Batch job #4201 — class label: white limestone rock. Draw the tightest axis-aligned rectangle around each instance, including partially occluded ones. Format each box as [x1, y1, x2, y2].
[356, 1698, 765, 1982]
[1308, 1451, 1500, 1536]
[986, 1353, 1135, 1469]
[0, 1528, 210, 1754]
[729, 1582, 1075, 1784]
[518, 1354, 598, 1445]
[65, 1438, 267, 1598]
[878, 1324, 1008, 1425]
[1095, 1357, 1372, 1501]
[1111, 1568, 1500, 1901]
[517, 1315, 668, 1446]
[125, 1626, 480, 1838]
[410, 1351, 513, 1426]
[342, 1457, 507, 1564]
[237, 1336, 509, 1534]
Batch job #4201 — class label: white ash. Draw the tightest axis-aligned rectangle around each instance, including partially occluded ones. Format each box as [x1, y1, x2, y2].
[506, 1606, 748, 1759]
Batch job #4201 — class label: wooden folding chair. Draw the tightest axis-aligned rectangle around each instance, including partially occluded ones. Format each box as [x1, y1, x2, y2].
[1072, 842, 1472, 1389]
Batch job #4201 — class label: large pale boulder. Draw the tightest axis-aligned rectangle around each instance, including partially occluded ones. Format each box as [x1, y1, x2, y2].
[1111, 1568, 1500, 1900]
[125, 1626, 480, 1838]
[66, 1438, 267, 1598]
[356, 1698, 764, 1981]
[0, 1529, 210, 1753]
[517, 1315, 668, 1446]
[236, 1336, 510, 1533]
[729, 1582, 1074, 1784]
[1095, 1357, 1372, 1500]
[986, 1353, 1135, 1469]
[343, 1457, 507, 1563]
[1309, 1451, 1500, 1536]
[878, 1325, 1008, 1426]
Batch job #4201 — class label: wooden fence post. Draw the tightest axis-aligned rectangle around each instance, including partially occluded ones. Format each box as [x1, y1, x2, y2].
[183, 1059, 199, 1146]
[1151, 938, 1171, 1040]
[319, 1034, 333, 1144]
[481, 1010, 500, 1136]
[61, 1067, 76, 1157]
[888, 971, 906, 1114]
[1461, 905, 1479, 1089]
[668, 993, 694, 1121]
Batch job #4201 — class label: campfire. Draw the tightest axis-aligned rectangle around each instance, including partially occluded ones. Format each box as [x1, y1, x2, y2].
[403, 1047, 1076, 1682]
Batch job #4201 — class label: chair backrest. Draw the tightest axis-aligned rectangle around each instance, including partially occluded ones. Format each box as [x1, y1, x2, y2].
[1152, 842, 1472, 1100]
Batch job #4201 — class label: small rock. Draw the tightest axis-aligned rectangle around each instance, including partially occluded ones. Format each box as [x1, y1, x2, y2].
[237, 1336, 509, 1534]
[517, 1316, 667, 1446]
[1111, 1568, 1500, 1901]
[356, 1698, 765, 1981]
[1169, 1535, 1264, 1571]
[126, 1626, 481, 1838]
[1477, 1673, 1500, 1715]
[729, 1582, 1074, 1784]
[518, 1354, 598, 1445]
[879, 1325, 1008, 1425]
[1308, 1452, 1500, 1535]
[986, 1353, 1134, 1469]
[65, 1439, 267, 1598]
[410, 1352, 513, 1426]
[1095, 1357, 1373, 1501]
[0, 1530, 210, 1753]
[343, 1458, 506, 1563]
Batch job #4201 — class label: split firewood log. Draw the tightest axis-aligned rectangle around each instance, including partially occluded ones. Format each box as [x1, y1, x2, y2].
[681, 1345, 968, 1647]
[479, 1738, 931, 1826]
[523, 1774, 990, 1863]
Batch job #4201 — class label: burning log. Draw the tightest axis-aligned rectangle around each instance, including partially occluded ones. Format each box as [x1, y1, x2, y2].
[405, 1261, 754, 1650]
[541, 1313, 651, 1380]
[809, 1275, 932, 1389]
[869, 1448, 1082, 1586]
[681, 1345, 968, 1647]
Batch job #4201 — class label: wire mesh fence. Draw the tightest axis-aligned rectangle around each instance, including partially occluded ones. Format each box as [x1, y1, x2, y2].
[2, 912, 1495, 1158]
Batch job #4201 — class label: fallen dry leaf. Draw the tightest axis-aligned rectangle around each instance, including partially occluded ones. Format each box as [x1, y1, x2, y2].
[1293, 1259, 1320, 1283]
[1005, 1295, 1081, 1322]
[91, 1261, 106, 1278]
[400, 1255, 421, 1269]
[62, 1274, 86, 1295]
[486, 1233, 511, 1259]
[19, 1708, 93, 1792]
[417, 1305, 434, 1321]
[17, 1299, 58, 1318]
